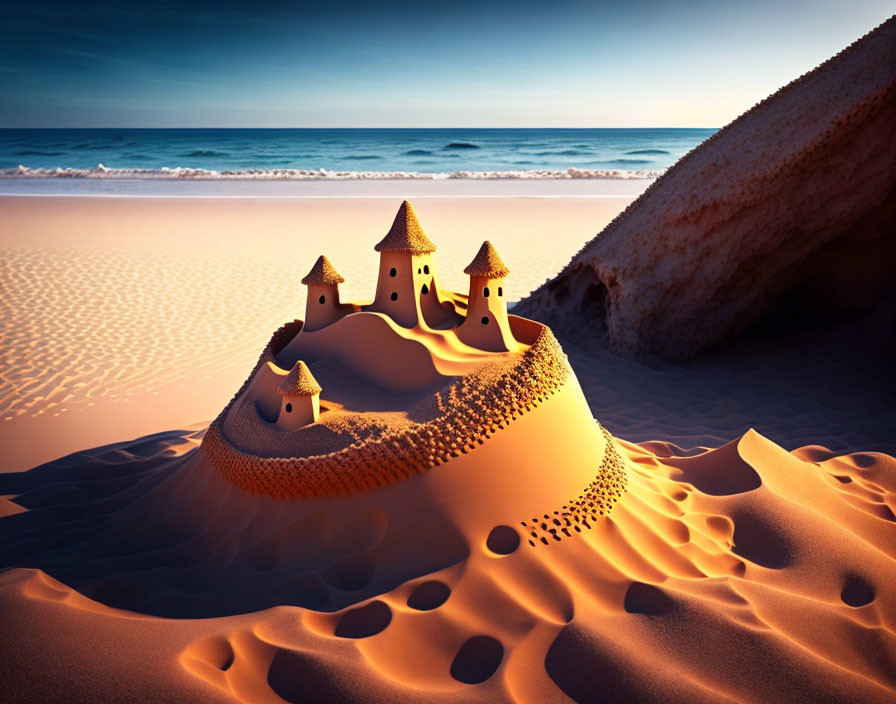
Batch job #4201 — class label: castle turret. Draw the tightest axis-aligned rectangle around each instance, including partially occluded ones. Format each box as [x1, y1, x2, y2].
[370, 201, 445, 328]
[301, 255, 345, 332]
[276, 360, 321, 430]
[456, 241, 516, 352]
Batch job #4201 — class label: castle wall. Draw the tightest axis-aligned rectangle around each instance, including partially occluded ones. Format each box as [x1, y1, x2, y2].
[457, 275, 516, 352]
[368, 251, 458, 330]
[304, 283, 341, 332]
[417, 254, 459, 329]
[276, 393, 318, 430]
[370, 252, 420, 327]
[202, 323, 585, 499]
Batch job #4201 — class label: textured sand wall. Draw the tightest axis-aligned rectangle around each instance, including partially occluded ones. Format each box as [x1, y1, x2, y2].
[202, 323, 621, 500]
[517, 17, 896, 360]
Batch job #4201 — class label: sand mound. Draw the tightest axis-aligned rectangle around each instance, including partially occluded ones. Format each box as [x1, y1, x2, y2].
[1, 427, 894, 702]
[204, 319, 582, 498]
[198, 200, 619, 501]
[517, 17, 896, 360]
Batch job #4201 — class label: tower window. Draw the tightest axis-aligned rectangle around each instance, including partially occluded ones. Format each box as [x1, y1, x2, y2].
[285, 402, 293, 413]
[418, 267, 422, 274]
[319, 295, 326, 304]
[389, 267, 397, 277]
[390, 291, 398, 301]
[481, 316, 489, 325]
[421, 283, 429, 294]
[424, 265, 430, 274]
[483, 287, 490, 298]
[498, 287, 503, 297]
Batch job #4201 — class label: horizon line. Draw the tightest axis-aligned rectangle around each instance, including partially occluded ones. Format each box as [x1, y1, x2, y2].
[0, 126, 721, 131]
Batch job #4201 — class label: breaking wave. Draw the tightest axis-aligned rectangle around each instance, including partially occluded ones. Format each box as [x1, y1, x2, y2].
[1, 164, 663, 180]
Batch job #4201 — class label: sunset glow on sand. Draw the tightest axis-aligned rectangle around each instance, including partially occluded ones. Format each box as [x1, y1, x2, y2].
[1, 3, 894, 702]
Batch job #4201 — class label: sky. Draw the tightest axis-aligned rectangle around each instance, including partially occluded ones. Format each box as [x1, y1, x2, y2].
[1, 0, 893, 128]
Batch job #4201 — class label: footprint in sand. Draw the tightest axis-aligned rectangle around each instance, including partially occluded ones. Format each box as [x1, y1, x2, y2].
[450, 635, 504, 684]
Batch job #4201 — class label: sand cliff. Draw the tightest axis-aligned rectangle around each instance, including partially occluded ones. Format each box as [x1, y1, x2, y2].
[517, 16, 896, 360]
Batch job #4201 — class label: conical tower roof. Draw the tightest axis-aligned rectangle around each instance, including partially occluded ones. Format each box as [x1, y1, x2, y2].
[277, 360, 322, 397]
[374, 201, 437, 254]
[464, 240, 510, 278]
[301, 255, 344, 286]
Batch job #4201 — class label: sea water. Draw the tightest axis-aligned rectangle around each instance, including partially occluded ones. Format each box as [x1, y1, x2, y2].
[0, 128, 714, 177]
[0, 128, 715, 196]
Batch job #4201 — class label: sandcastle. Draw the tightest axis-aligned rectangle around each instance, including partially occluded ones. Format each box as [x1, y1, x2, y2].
[203, 201, 627, 509]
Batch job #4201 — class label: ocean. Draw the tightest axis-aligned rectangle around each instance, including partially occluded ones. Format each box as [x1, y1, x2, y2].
[0, 128, 714, 178]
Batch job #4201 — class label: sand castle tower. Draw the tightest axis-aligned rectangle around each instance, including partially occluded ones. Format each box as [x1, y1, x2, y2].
[276, 360, 321, 430]
[457, 241, 515, 352]
[301, 255, 345, 332]
[370, 201, 446, 328]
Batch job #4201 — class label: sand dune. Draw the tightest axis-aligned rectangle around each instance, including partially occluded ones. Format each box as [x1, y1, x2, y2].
[517, 16, 896, 360]
[1, 424, 893, 702]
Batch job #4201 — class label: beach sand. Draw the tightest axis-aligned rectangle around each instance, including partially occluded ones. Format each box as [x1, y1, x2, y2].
[3, 16, 894, 700]
[1, 191, 894, 703]
[0, 422, 893, 703]
[3, 192, 892, 470]
[0, 194, 636, 473]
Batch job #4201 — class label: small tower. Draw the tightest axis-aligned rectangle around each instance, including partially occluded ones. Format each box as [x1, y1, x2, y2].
[276, 360, 321, 430]
[457, 241, 516, 352]
[301, 255, 345, 332]
[370, 200, 440, 328]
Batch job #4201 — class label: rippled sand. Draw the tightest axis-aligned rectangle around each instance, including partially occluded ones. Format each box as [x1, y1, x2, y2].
[0, 195, 633, 471]
[1, 423, 894, 703]
[2, 194, 894, 704]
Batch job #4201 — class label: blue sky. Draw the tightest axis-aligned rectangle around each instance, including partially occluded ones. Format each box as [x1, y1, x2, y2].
[1, 0, 892, 127]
